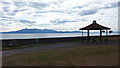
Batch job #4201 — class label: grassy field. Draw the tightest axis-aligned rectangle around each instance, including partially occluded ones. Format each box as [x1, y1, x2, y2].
[3, 44, 118, 66]
[2, 36, 119, 66]
[2, 42, 68, 51]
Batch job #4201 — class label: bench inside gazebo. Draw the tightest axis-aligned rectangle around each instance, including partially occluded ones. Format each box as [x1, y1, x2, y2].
[79, 20, 111, 42]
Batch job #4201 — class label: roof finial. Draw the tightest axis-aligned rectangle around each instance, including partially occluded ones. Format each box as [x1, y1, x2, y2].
[93, 20, 96, 23]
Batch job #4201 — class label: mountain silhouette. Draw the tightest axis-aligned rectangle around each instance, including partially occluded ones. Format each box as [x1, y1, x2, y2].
[2, 28, 82, 33]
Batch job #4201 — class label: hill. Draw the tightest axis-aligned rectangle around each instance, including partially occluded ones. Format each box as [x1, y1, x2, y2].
[2, 28, 82, 33]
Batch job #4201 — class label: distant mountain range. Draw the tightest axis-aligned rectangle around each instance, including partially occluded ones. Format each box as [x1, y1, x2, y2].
[1, 28, 83, 33]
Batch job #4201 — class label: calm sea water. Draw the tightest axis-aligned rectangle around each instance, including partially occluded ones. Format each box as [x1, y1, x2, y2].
[0, 33, 119, 40]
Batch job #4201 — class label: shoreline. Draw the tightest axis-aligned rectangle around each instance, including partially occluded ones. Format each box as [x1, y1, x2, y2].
[1, 35, 119, 46]
[1, 33, 119, 40]
[1, 34, 119, 40]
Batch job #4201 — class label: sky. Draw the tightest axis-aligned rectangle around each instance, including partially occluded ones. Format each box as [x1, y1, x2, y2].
[0, 0, 119, 32]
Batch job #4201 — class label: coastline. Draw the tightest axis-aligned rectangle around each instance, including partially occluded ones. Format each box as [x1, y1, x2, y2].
[1, 32, 119, 40]
[1, 35, 120, 46]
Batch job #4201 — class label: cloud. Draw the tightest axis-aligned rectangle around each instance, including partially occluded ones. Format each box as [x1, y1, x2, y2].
[1, 16, 13, 19]
[0, 16, 13, 22]
[14, 2, 27, 7]
[1, 2, 11, 5]
[81, 19, 88, 21]
[50, 10, 66, 13]
[73, 6, 83, 9]
[1, 2, 18, 16]
[103, 2, 118, 9]
[7, 12, 16, 16]
[35, 11, 48, 14]
[13, 9, 29, 12]
[0, 0, 119, 32]
[80, 9, 98, 16]
[2, 6, 9, 12]
[0, 16, 36, 26]
[2, 2, 49, 16]
[0, 22, 9, 26]
[0, 19, 12, 21]
[28, 2, 49, 9]
[119, 1, 120, 7]
[19, 20, 36, 24]
[79, 2, 118, 16]
[33, 15, 44, 17]
[35, 10, 66, 14]
[50, 19, 77, 24]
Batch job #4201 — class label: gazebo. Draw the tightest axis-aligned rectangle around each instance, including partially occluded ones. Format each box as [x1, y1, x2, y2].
[79, 20, 111, 42]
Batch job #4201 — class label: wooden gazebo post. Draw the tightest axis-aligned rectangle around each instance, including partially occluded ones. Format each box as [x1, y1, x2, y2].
[106, 29, 108, 40]
[82, 30, 83, 37]
[100, 29, 102, 42]
[82, 30, 83, 42]
[87, 30, 90, 41]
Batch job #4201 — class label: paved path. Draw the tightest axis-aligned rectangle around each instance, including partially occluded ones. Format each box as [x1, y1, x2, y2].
[2, 41, 118, 56]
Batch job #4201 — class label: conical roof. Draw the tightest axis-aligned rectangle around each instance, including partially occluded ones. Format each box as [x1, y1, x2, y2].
[79, 20, 111, 30]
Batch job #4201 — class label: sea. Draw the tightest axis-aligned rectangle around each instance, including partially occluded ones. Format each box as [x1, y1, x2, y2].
[0, 33, 119, 40]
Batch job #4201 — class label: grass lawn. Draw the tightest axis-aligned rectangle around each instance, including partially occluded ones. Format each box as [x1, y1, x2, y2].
[3, 44, 118, 66]
[2, 40, 83, 51]
[2, 42, 65, 51]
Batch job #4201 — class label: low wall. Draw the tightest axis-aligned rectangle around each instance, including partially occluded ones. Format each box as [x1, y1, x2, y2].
[1, 35, 119, 47]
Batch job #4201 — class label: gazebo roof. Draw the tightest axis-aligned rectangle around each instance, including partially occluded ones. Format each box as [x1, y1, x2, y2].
[79, 20, 111, 30]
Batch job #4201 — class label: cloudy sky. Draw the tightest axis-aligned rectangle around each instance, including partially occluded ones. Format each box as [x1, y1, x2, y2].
[0, 0, 119, 32]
